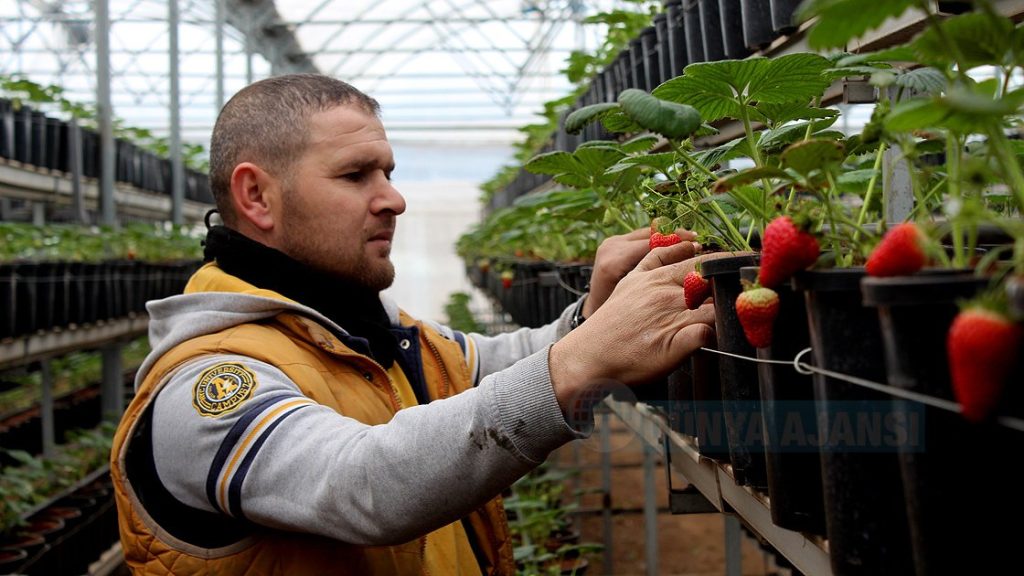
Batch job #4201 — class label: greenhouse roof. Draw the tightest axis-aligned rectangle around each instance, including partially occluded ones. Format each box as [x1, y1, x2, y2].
[1, 0, 627, 145]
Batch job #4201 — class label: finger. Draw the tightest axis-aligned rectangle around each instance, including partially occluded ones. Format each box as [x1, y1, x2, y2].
[634, 241, 699, 272]
[675, 229, 698, 241]
[671, 323, 716, 359]
[623, 227, 650, 240]
[686, 301, 716, 326]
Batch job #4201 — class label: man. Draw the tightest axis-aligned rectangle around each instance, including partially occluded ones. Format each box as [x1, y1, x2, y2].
[111, 74, 715, 575]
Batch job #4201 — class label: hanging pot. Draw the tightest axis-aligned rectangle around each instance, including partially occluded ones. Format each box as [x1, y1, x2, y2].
[665, 1, 689, 76]
[862, 271, 1016, 575]
[718, 0, 748, 59]
[739, 266, 825, 536]
[683, 1, 706, 65]
[698, 0, 727, 62]
[741, 0, 775, 50]
[769, 0, 802, 35]
[701, 254, 768, 488]
[795, 268, 914, 576]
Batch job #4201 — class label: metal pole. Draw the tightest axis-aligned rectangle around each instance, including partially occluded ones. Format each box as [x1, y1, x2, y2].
[599, 410, 613, 575]
[643, 440, 658, 576]
[69, 118, 88, 223]
[95, 0, 116, 226]
[40, 359, 55, 458]
[31, 202, 45, 226]
[725, 515, 742, 576]
[215, 0, 225, 110]
[102, 343, 124, 420]
[169, 0, 184, 225]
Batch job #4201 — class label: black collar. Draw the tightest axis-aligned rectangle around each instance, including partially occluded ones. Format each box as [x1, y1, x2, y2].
[203, 225, 398, 368]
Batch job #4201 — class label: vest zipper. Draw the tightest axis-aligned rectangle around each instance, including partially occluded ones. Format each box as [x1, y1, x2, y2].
[420, 326, 452, 399]
[420, 535, 430, 576]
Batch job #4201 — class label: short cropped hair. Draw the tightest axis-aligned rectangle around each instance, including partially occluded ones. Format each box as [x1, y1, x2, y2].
[209, 74, 380, 225]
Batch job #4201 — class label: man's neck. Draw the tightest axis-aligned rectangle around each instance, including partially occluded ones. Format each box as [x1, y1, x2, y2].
[203, 225, 397, 367]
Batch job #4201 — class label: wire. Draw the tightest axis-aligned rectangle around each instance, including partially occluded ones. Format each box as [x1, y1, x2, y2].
[697, 346, 1024, 433]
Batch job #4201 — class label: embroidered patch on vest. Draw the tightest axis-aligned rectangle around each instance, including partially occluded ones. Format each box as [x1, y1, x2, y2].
[192, 363, 257, 417]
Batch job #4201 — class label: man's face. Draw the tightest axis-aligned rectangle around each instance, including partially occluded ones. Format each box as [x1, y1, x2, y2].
[275, 104, 405, 290]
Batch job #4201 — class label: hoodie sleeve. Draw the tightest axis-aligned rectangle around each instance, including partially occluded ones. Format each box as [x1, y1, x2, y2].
[426, 297, 579, 386]
[150, 351, 583, 545]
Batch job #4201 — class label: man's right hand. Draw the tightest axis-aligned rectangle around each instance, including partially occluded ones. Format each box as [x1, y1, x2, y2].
[548, 244, 737, 413]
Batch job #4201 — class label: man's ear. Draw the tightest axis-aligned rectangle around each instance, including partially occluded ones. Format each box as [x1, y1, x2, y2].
[229, 162, 278, 232]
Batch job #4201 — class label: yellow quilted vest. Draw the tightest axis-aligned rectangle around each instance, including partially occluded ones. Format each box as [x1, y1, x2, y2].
[111, 263, 515, 575]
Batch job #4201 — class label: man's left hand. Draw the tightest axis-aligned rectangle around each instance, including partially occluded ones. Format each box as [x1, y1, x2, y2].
[583, 227, 698, 318]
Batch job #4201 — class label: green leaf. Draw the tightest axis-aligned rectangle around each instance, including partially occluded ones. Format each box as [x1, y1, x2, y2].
[617, 89, 702, 139]
[525, 151, 576, 176]
[573, 146, 626, 175]
[912, 12, 1014, 69]
[758, 116, 840, 151]
[885, 98, 949, 132]
[610, 152, 677, 173]
[564, 102, 620, 134]
[836, 168, 880, 192]
[754, 102, 838, 126]
[713, 167, 793, 192]
[621, 134, 660, 153]
[576, 139, 620, 149]
[799, 0, 917, 51]
[893, 67, 947, 95]
[944, 83, 1024, 117]
[780, 139, 846, 176]
[553, 172, 590, 188]
[696, 137, 753, 168]
[601, 111, 645, 134]
[835, 45, 918, 67]
[653, 55, 831, 123]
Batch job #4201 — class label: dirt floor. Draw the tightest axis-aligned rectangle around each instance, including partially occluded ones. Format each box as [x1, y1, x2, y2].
[547, 411, 789, 576]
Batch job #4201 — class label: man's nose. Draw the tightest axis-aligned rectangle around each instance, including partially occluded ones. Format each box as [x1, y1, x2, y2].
[372, 179, 406, 216]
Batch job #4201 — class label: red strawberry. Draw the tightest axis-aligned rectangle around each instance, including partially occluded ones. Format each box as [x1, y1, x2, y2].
[650, 232, 682, 250]
[947, 307, 1022, 422]
[759, 216, 819, 288]
[500, 270, 514, 289]
[683, 270, 710, 309]
[735, 286, 780, 348]
[866, 222, 928, 277]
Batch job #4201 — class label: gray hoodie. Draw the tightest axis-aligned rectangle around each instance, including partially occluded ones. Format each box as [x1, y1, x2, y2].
[138, 290, 586, 546]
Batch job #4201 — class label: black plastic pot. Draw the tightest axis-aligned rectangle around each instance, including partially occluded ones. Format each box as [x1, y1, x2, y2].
[0, 98, 14, 159]
[698, 0, 727, 62]
[691, 347, 729, 459]
[13, 105, 33, 164]
[80, 128, 100, 178]
[14, 262, 39, 337]
[53, 119, 71, 173]
[30, 111, 48, 169]
[701, 254, 768, 488]
[683, 1, 706, 64]
[741, 0, 775, 50]
[667, 361, 697, 437]
[718, 0, 748, 59]
[641, 25, 661, 90]
[33, 261, 69, 332]
[629, 37, 645, 91]
[665, 1, 689, 76]
[862, 272, 1016, 575]
[739, 266, 825, 536]
[654, 13, 672, 85]
[769, 0, 802, 35]
[0, 263, 15, 340]
[795, 268, 914, 576]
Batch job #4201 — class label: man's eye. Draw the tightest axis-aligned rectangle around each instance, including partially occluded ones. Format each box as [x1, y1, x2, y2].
[341, 172, 364, 182]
